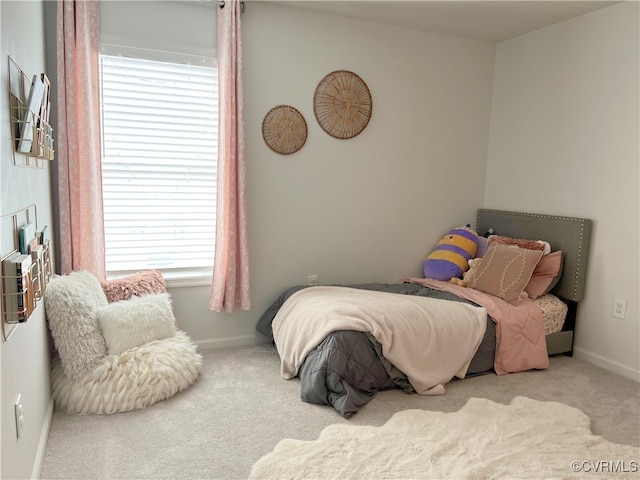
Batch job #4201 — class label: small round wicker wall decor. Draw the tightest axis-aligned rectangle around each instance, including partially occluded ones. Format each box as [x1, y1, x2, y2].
[262, 105, 308, 155]
[313, 70, 372, 140]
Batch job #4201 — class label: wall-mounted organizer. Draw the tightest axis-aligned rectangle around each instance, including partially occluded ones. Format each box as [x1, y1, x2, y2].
[8, 56, 55, 168]
[1, 204, 52, 341]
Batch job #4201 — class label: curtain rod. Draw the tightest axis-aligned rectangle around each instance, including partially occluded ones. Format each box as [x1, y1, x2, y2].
[216, 1, 245, 13]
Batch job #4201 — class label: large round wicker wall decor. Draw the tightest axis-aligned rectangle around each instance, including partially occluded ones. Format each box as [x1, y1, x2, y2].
[262, 105, 308, 155]
[313, 70, 372, 140]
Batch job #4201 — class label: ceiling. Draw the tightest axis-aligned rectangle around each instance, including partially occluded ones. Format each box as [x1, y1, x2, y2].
[265, 1, 619, 43]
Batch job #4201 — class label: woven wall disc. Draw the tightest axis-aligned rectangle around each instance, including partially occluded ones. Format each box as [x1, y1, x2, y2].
[313, 70, 372, 140]
[262, 105, 308, 155]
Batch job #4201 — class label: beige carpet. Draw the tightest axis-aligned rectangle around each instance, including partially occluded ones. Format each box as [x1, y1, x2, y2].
[250, 396, 639, 479]
[39, 344, 640, 480]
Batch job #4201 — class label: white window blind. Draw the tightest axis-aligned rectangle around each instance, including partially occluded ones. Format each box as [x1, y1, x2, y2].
[99, 53, 218, 279]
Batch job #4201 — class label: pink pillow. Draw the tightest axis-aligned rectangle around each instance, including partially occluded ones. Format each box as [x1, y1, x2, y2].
[525, 251, 563, 299]
[101, 270, 167, 303]
[488, 235, 548, 252]
[468, 244, 543, 305]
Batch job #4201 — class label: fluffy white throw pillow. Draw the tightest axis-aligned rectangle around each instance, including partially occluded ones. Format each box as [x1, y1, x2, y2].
[96, 293, 177, 355]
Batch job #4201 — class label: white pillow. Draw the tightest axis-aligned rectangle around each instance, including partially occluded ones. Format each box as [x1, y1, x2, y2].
[96, 293, 177, 355]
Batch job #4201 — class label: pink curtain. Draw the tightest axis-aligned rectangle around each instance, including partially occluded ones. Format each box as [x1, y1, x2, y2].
[56, 0, 106, 279]
[209, 0, 250, 312]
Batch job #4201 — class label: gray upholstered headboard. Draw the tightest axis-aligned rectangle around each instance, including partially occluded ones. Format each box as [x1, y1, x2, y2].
[476, 209, 592, 302]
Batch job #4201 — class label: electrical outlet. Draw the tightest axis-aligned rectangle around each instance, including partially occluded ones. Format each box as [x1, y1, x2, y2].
[307, 275, 318, 286]
[14, 394, 24, 440]
[613, 298, 627, 319]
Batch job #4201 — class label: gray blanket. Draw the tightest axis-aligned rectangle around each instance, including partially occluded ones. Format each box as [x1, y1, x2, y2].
[256, 283, 495, 417]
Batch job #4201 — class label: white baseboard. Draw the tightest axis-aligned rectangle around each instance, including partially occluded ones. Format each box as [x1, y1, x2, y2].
[573, 347, 640, 382]
[32, 398, 54, 480]
[195, 334, 269, 351]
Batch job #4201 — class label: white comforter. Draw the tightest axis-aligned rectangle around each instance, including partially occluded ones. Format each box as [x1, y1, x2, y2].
[272, 286, 487, 395]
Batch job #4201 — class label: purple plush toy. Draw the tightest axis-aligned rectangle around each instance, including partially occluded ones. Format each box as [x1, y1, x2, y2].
[423, 225, 479, 281]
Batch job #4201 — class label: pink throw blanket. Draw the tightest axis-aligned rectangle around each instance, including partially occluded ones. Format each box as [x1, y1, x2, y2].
[272, 286, 488, 395]
[407, 278, 549, 375]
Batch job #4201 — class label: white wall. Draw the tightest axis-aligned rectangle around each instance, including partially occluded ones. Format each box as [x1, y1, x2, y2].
[99, 1, 215, 56]
[1, 1, 54, 478]
[485, 1, 639, 380]
[169, 2, 496, 347]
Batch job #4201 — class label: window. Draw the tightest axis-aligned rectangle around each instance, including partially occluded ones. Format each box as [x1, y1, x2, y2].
[99, 51, 218, 282]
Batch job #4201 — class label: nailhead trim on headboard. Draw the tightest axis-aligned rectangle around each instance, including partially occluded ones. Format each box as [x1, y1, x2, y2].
[477, 209, 592, 302]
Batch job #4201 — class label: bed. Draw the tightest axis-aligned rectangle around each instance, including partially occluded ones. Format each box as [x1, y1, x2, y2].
[256, 209, 592, 417]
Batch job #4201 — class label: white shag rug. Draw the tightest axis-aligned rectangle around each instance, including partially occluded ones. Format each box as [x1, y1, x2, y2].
[51, 331, 202, 415]
[250, 396, 639, 479]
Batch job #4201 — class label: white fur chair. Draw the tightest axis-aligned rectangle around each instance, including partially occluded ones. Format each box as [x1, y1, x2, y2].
[45, 271, 202, 414]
